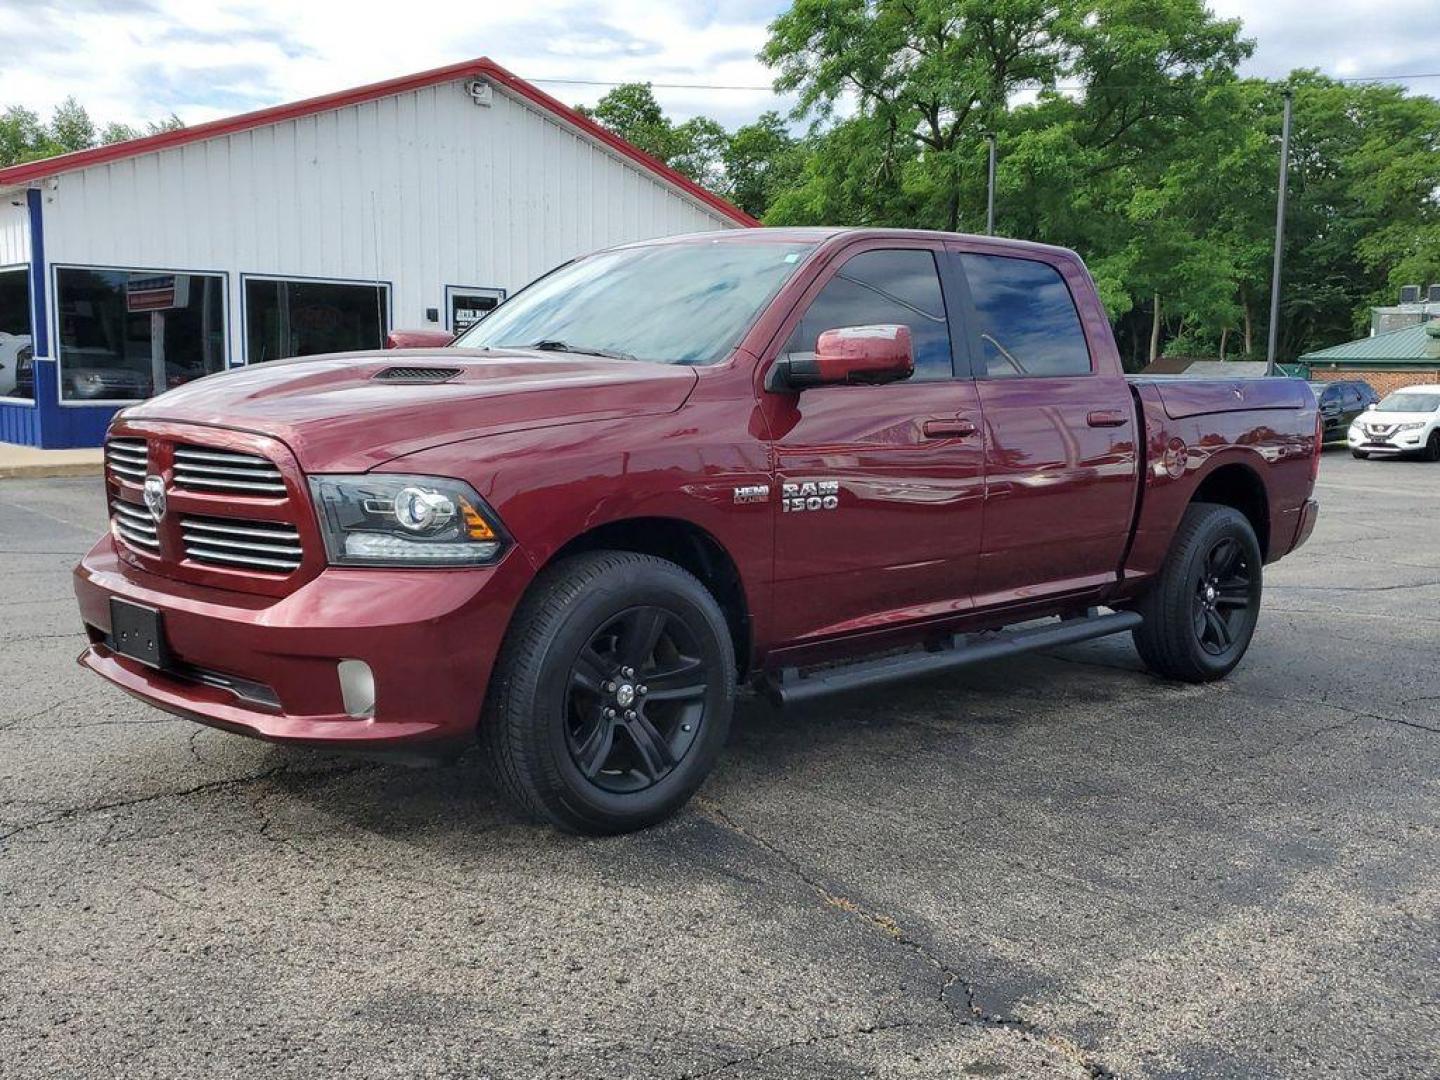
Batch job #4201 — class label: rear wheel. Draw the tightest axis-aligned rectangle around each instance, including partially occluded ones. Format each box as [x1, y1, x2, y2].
[481, 551, 735, 834]
[1132, 503, 1263, 683]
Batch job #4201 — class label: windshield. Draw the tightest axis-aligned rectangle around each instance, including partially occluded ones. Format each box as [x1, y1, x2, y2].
[454, 239, 816, 365]
[1375, 392, 1440, 413]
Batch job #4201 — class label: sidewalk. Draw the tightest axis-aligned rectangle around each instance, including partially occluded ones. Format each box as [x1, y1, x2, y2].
[0, 442, 104, 479]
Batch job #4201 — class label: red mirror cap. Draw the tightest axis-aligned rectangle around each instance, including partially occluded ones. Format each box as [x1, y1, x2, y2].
[385, 328, 456, 350]
[814, 324, 914, 384]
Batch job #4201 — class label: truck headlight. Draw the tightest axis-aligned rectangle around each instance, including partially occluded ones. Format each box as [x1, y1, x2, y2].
[309, 474, 507, 566]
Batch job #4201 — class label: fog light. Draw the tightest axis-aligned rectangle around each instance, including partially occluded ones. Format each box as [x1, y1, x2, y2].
[337, 659, 375, 718]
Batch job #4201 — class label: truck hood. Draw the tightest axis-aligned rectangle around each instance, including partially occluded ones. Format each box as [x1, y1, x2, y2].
[125, 348, 699, 472]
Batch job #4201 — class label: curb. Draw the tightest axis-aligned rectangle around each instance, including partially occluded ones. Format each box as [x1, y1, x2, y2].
[0, 462, 104, 480]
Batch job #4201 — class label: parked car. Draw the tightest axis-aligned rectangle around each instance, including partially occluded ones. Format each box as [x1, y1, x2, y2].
[74, 229, 1321, 834]
[1309, 379, 1378, 444]
[1348, 385, 1440, 460]
[0, 332, 30, 398]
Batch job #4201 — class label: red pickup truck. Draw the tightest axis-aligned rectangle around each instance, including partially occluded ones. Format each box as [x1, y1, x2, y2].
[75, 229, 1320, 833]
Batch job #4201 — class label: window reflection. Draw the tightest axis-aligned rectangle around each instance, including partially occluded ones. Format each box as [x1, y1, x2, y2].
[962, 254, 1091, 378]
[56, 268, 226, 401]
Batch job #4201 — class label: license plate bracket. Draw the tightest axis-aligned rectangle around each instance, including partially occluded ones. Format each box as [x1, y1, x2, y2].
[109, 598, 169, 669]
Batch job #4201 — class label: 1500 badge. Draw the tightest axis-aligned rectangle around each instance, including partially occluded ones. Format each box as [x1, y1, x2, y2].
[782, 480, 840, 513]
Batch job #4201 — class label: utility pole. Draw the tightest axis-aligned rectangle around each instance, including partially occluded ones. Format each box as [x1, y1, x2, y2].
[985, 133, 997, 235]
[1265, 88, 1293, 376]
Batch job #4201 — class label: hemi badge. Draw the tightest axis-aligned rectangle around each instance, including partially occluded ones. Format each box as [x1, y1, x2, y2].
[733, 484, 770, 505]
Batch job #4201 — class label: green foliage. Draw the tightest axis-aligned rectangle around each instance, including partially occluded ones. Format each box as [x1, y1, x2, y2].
[756, 1, 1440, 365]
[0, 99, 185, 167]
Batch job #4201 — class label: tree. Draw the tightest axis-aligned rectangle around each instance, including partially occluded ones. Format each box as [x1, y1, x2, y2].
[0, 106, 47, 166]
[724, 112, 806, 219]
[48, 96, 96, 153]
[577, 83, 676, 162]
[0, 100, 186, 167]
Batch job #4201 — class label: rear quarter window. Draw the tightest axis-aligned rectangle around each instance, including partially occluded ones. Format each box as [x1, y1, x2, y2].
[960, 254, 1092, 378]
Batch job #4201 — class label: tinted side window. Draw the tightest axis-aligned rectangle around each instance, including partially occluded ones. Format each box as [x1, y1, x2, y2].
[961, 254, 1092, 378]
[785, 249, 954, 380]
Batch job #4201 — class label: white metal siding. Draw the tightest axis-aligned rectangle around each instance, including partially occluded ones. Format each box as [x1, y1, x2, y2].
[0, 199, 28, 267]
[39, 79, 738, 366]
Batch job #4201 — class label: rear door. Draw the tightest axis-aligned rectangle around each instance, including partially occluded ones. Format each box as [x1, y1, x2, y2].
[947, 245, 1137, 607]
[766, 240, 986, 647]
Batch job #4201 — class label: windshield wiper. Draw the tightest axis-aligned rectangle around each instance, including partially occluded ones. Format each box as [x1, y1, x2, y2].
[523, 339, 638, 363]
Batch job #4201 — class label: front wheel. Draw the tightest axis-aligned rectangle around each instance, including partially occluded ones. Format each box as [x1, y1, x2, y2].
[481, 551, 735, 834]
[1132, 503, 1263, 683]
[1424, 432, 1440, 462]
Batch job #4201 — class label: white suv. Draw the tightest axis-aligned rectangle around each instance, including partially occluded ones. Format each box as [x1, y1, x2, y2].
[1349, 384, 1440, 461]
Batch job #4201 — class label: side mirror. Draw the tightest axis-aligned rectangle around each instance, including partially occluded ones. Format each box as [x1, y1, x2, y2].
[772, 324, 914, 390]
[385, 328, 456, 350]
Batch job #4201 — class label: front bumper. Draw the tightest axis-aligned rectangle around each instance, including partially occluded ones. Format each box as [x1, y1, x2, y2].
[74, 536, 532, 751]
[1347, 429, 1426, 455]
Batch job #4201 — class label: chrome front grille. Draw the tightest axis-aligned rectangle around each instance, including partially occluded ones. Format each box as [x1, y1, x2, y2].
[173, 445, 287, 496]
[111, 498, 159, 551]
[180, 515, 302, 573]
[105, 438, 148, 481]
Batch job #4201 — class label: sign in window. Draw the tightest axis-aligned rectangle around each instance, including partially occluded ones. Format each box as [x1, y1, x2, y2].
[447, 286, 505, 334]
[55, 268, 226, 402]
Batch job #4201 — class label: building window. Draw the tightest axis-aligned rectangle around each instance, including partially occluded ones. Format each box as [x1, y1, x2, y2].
[245, 278, 389, 363]
[0, 266, 33, 400]
[447, 286, 505, 334]
[961, 254, 1092, 378]
[55, 268, 226, 402]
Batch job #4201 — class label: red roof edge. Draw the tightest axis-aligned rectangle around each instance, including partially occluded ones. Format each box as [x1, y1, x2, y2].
[0, 56, 760, 228]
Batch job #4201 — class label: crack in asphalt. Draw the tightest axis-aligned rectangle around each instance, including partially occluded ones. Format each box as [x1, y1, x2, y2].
[678, 1019, 918, 1079]
[0, 762, 298, 844]
[696, 796, 1115, 1079]
[1219, 686, 1440, 736]
[1269, 579, 1440, 594]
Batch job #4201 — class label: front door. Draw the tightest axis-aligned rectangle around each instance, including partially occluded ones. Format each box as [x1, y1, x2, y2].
[764, 242, 986, 648]
[948, 245, 1138, 606]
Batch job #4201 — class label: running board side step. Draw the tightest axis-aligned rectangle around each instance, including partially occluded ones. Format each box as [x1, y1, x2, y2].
[762, 610, 1143, 707]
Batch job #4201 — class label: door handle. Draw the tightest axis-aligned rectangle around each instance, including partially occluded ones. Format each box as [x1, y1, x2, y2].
[1086, 410, 1128, 428]
[922, 417, 977, 438]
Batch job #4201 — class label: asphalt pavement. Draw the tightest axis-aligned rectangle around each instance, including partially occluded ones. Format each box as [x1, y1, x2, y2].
[2, 451, 1437, 1079]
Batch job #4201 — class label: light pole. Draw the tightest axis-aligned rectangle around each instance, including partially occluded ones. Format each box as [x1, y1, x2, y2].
[1265, 88, 1293, 376]
[985, 133, 997, 235]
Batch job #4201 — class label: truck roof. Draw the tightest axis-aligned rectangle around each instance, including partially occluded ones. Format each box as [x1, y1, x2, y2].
[620, 227, 1081, 262]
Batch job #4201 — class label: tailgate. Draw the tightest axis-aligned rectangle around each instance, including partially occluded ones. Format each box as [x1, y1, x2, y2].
[1145, 377, 1312, 420]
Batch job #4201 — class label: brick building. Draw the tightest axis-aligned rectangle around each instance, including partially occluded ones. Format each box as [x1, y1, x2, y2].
[1299, 321, 1440, 397]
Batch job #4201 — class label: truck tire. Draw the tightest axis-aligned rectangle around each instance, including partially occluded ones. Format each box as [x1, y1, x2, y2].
[480, 551, 735, 834]
[1131, 503, 1263, 683]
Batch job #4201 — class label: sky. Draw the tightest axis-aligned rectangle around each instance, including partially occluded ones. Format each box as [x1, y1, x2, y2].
[1, 0, 1437, 135]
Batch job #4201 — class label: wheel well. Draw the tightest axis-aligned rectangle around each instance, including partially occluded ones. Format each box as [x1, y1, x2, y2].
[546, 518, 752, 675]
[1193, 464, 1270, 557]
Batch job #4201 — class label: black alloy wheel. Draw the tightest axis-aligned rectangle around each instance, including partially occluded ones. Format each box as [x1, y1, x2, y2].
[1132, 502, 1264, 682]
[481, 550, 735, 834]
[1191, 536, 1256, 657]
[565, 605, 709, 794]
